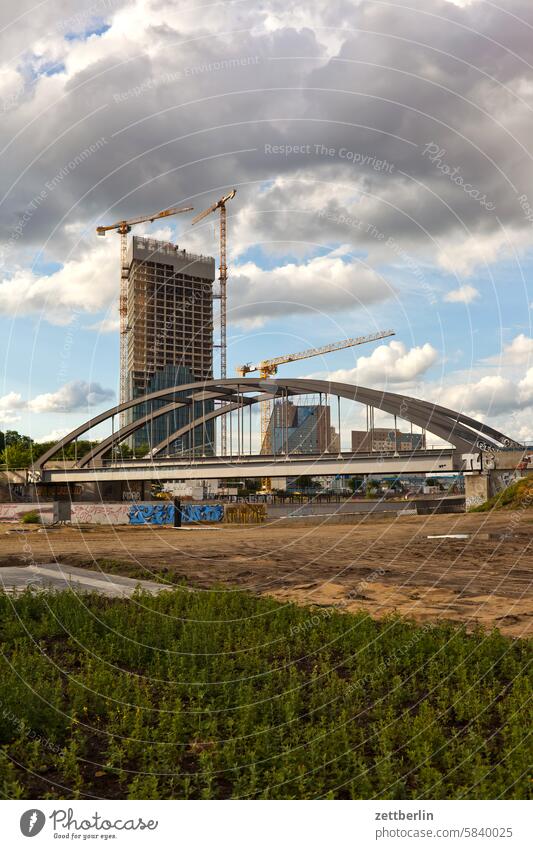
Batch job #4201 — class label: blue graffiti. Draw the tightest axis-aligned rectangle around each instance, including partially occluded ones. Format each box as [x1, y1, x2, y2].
[128, 503, 224, 525]
[181, 504, 223, 523]
[129, 503, 174, 525]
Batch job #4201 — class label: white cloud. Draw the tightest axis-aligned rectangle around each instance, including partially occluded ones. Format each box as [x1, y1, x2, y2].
[28, 381, 115, 413]
[500, 334, 533, 366]
[0, 240, 117, 324]
[0, 381, 114, 423]
[86, 314, 120, 333]
[437, 375, 520, 417]
[518, 366, 533, 405]
[231, 252, 394, 328]
[482, 333, 533, 369]
[317, 340, 439, 386]
[444, 285, 480, 304]
[0, 391, 25, 424]
[0, 391, 25, 412]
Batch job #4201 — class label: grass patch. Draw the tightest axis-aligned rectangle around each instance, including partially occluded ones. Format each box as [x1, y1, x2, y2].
[0, 589, 531, 800]
[470, 474, 533, 513]
[90, 558, 181, 584]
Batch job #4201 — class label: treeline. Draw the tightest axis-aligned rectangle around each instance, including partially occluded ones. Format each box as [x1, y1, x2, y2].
[0, 430, 147, 469]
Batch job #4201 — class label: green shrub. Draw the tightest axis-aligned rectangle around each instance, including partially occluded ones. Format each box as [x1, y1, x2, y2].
[20, 510, 41, 524]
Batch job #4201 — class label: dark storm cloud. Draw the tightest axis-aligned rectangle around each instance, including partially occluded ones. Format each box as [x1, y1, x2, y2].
[1, 0, 533, 305]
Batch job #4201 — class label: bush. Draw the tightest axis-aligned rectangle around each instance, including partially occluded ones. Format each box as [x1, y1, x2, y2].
[20, 510, 41, 524]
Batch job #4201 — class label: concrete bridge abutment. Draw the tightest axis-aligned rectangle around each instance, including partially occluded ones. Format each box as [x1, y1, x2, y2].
[464, 450, 531, 510]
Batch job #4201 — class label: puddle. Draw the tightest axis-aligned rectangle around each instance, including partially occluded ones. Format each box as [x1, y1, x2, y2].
[478, 532, 517, 541]
[427, 534, 470, 540]
[427, 532, 518, 542]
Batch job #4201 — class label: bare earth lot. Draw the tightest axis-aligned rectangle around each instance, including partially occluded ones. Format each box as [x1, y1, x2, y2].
[1, 510, 531, 637]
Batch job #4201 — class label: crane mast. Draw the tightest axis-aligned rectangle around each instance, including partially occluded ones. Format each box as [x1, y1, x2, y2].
[119, 223, 130, 426]
[219, 201, 228, 390]
[97, 205, 193, 425]
[192, 190, 236, 455]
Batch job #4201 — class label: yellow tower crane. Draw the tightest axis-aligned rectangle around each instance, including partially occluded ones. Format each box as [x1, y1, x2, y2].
[192, 190, 236, 455]
[96, 204, 193, 422]
[236, 329, 395, 467]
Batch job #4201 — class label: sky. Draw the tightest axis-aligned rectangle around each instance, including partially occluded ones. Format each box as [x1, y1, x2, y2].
[0, 0, 532, 446]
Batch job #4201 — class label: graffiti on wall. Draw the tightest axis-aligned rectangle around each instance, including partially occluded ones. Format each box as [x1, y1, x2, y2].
[128, 503, 174, 525]
[224, 504, 266, 524]
[73, 504, 128, 524]
[181, 504, 223, 523]
[128, 503, 224, 525]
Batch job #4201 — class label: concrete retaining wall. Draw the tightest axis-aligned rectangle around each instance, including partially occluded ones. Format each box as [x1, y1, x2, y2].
[0, 495, 465, 526]
[0, 503, 55, 524]
[465, 469, 527, 510]
[0, 502, 129, 525]
[0, 502, 225, 525]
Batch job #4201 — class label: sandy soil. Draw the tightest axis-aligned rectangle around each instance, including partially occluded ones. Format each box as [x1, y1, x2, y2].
[1, 510, 531, 637]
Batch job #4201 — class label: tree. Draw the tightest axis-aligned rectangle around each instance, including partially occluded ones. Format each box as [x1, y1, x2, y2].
[348, 477, 365, 493]
[134, 443, 149, 458]
[103, 442, 134, 460]
[366, 479, 380, 498]
[5, 430, 32, 448]
[293, 475, 316, 491]
[3, 444, 33, 469]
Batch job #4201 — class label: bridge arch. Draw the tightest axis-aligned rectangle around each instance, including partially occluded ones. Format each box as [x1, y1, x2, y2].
[35, 378, 520, 470]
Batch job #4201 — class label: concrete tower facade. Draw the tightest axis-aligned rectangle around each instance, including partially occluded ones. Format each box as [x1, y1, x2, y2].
[125, 236, 216, 453]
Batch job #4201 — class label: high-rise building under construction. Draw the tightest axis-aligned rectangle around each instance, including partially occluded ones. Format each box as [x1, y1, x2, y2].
[125, 236, 216, 453]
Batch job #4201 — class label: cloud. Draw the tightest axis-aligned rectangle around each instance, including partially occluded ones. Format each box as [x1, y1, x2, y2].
[499, 334, 533, 366]
[316, 340, 439, 386]
[0, 240, 117, 323]
[28, 381, 115, 413]
[231, 252, 394, 327]
[437, 375, 521, 417]
[444, 285, 480, 304]
[0, 381, 114, 422]
[1, 0, 533, 291]
[1, 0, 533, 447]
[518, 366, 533, 404]
[434, 365, 533, 419]
[482, 333, 533, 369]
[0, 391, 25, 424]
[86, 314, 120, 333]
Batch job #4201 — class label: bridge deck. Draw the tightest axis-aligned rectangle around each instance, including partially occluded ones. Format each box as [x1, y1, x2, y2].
[40, 449, 461, 483]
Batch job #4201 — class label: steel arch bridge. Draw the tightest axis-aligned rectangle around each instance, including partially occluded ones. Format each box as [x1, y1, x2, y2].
[34, 379, 520, 482]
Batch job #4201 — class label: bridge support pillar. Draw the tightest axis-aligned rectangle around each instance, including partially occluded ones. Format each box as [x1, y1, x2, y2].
[464, 474, 490, 510]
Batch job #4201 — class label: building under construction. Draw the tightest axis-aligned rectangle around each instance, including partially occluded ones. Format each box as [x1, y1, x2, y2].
[125, 236, 216, 453]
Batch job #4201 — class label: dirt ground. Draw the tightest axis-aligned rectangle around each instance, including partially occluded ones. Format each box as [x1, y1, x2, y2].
[1, 510, 531, 637]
